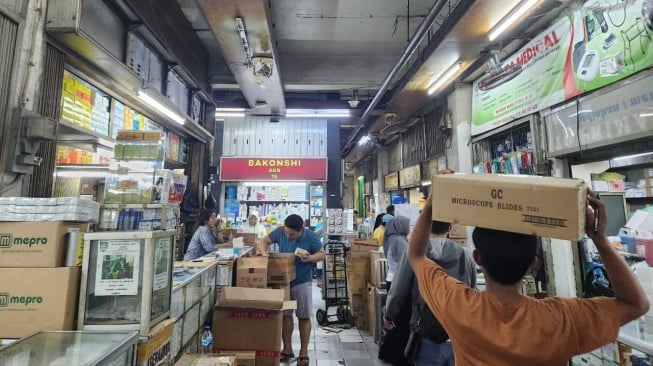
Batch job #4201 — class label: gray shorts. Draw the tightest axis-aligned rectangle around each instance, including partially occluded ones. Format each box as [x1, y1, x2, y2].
[283, 282, 313, 319]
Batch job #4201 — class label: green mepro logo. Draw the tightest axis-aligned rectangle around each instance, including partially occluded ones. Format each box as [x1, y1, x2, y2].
[0, 233, 48, 248]
[0, 292, 43, 307]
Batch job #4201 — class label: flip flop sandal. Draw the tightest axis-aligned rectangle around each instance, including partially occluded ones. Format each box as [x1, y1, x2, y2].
[280, 352, 295, 363]
[297, 356, 309, 366]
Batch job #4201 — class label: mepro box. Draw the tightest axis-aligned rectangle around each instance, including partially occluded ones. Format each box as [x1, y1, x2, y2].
[431, 174, 587, 241]
[0, 221, 82, 267]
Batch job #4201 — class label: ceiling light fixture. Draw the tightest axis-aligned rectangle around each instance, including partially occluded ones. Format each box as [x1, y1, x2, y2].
[214, 112, 246, 118]
[358, 135, 371, 145]
[235, 17, 253, 67]
[137, 90, 185, 125]
[488, 0, 540, 41]
[216, 108, 247, 112]
[427, 61, 461, 95]
[286, 109, 351, 118]
[348, 89, 360, 108]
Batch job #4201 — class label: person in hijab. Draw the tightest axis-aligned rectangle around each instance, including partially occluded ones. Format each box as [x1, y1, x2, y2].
[383, 215, 410, 290]
[243, 211, 268, 239]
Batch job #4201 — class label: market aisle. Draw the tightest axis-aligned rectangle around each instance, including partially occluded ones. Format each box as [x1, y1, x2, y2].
[286, 280, 390, 366]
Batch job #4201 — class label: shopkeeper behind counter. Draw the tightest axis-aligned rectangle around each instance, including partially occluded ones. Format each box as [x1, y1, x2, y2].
[183, 208, 231, 260]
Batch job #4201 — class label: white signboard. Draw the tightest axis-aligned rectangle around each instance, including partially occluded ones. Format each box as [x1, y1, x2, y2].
[153, 237, 171, 291]
[395, 203, 420, 225]
[95, 240, 141, 296]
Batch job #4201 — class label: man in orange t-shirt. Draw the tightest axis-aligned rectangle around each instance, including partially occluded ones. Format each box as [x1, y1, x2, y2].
[408, 187, 649, 366]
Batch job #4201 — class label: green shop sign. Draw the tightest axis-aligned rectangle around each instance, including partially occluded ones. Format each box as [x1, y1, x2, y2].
[472, 0, 653, 135]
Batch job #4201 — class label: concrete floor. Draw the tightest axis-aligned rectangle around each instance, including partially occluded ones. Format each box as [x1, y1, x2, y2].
[283, 281, 391, 366]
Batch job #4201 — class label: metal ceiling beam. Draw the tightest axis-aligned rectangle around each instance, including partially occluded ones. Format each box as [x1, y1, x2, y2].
[340, 0, 453, 158]
[196, 0, 286, 115]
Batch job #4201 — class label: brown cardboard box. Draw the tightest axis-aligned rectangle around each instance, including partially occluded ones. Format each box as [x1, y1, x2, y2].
[348, 240, 378, 258]
[174, 353, 238, 366]
[213, 287, 296, 366]
[0, 267, 79, 338]
[449, 223, 468, 238]
[137, 318, 175, 366]
[349, 293, 367, 317]
[369, 251, 385, 287]
[268, 283, 291, 300]
[236, 256, 268, 288]
[267, 252, 296, 284]
[346, 258, 369, 295]
[367, 284, 376, 337]
[0, 221, 83, 267]
[218, 351, 256, 366]
[432, 174, 587, 241]
[234, 232, 257, 245]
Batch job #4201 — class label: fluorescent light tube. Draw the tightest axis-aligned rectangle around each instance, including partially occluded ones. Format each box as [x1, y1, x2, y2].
[286, 109, 350, 118]
[640, 112, 653, 118]
[243, 181, 306, 186]
[214, 112, 246, 117]
[55, 170, 111, 178]
[358, 135, 371, 145]
[488, 0, 539, 41]
[613, 152, 653, 161]
[427, 62, 461, 95]
[137, 91, 185, 125]
[216, 108, 247, 112]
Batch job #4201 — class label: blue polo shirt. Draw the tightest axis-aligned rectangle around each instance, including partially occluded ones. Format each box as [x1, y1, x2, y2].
[268, 226, 322, 286]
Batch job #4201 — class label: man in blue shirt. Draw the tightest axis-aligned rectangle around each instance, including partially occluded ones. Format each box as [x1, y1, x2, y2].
[257, 214, 324, 366]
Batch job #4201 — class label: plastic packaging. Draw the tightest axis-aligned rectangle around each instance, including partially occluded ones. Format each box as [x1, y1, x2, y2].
[201, 324, 213, 365]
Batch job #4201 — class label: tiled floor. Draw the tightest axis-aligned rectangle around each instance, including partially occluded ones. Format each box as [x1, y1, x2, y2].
[284, 281, 391, 366]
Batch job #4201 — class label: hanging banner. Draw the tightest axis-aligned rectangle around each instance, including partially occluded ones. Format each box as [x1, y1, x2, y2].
[153, 237, 171, 291]
[472, 0, 653, 135]
[220, 157, 328, 181]
[95, 240, 140, 296]
[399, 165, 421, 188]
[384, 172, 399, 192]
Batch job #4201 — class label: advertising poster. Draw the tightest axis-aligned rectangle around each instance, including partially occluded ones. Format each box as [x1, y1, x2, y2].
[472, 0, 653, 135]
[95, 240, 140, 296]
[153, 237, 171, 291]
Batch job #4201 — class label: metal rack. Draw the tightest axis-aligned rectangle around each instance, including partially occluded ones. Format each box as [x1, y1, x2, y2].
[316, 241, 350, 325]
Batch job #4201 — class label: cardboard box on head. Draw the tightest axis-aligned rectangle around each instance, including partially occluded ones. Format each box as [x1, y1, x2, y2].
[431, 174, 587, 241]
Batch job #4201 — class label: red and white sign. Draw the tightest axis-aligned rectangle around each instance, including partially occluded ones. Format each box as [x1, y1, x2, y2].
[220, 157, 328, 181]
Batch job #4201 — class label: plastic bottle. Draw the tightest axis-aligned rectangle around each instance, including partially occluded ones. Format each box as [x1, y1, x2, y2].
[200, 325, 213, 365]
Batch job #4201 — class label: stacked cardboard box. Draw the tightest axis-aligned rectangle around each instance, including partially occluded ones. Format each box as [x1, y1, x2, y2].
[236, 256, 268, 288]
[346, 255, 370, 330]
[449, 223, 469, 247]
[0, 221, 84, 339]
[267, 252, 295, 300]
[213, 287, 296, 366]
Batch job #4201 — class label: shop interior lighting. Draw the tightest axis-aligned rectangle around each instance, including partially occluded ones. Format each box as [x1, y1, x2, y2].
[243, 181, 306, 186]
[488, 0, 539, 41]
[640, 112, 653, 118]
[137, 91, 185, 125]
[236, 17, 253, 67]
[427, 61, 461, 95]
[612, 152, 653, 161]
[421, 180, 432, 186]
[214, 112, 247, 117]
[55, 170, 112, 178]
[286, 109, 350, 118]
[358, 135, 371, 145]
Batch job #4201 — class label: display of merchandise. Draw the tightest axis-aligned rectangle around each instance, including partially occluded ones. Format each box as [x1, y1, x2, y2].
[325, 208, 355, 235]
[310, 185, 324, 228]
[60, 70, 93, 130]
[98, 205, 177, 231]
[0, 197, 100, 222]
[473, 148, 535, 174]
[57, 145, 111, 165]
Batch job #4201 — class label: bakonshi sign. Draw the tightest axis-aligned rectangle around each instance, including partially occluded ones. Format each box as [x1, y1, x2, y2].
[219, 157, 328, 181]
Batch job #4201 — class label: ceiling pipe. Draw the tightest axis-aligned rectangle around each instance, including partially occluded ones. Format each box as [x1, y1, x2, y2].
[341, 0, 451, 157]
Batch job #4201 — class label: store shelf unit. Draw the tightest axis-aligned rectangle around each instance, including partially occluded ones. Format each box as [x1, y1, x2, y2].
[98, 203, 179, 231]
[310, 185, 324, 228]
[78, 230, 176, 336]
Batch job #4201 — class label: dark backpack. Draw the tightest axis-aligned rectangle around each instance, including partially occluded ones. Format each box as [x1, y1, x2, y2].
[415, 249, 466, 343]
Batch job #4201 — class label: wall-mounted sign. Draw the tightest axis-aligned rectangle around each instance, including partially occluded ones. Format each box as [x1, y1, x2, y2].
[471, 1, 653, 136]
[220, 157, 328, 181]
[384, 172, 399, 192]
[400, 165, 421, 188]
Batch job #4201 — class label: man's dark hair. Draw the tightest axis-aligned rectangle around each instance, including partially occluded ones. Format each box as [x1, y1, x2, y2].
[431, 221, 451, 235]
[284, 214, 304, 231]
[472, 227, 537, 285]
[386, 205, 395, 215]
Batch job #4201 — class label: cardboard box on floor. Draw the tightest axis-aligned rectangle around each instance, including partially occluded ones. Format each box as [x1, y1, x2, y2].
[0, 267, 79, 338]
[137, 318, 175, 366]
[267, 252, 296, 284]
[346, 258, 370, 295]
[0, 221, 89, 267]
[174, 353, 238, 366]
[431, 174, 587, 241]
[213, 287, 296, 366]
[236, 256, 268, 288]
[217, 350, 256, 366]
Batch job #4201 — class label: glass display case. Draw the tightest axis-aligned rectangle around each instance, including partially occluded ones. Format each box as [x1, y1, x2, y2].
[0, 330, 138, 366]
[78, 230, 176, 335]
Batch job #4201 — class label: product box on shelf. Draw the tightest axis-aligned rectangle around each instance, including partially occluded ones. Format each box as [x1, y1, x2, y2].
[267, 252, 296, 284]
[431, 174, 587, 241]
[213, 287, 296, 366]
[137, 318, 175, 366]
[0, 221, 87, 267]
[0, 267, 79, 339]
[236, 256, 268, 288]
